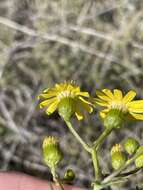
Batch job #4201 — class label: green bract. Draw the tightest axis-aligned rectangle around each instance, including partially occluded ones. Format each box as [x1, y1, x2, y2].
[124, 137, 139, 155]
[58, 98, 76, 121]
[104, 109, 125, 129]
[135, 146, 143, 168]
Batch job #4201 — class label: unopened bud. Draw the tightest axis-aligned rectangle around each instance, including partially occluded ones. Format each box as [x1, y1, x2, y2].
[124, 137, 139, 155]
[111, 144, 126, 170]
[64, 169, 75, 182]
[135, 146, 143, 168]
[42, 136, 63, 169]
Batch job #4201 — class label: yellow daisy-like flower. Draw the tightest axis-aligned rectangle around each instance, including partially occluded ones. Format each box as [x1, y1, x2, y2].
[94, 89, 143, 120]
[38, 81, 93, 120]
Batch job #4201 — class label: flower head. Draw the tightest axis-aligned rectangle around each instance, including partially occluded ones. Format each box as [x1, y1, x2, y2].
[111, 144, 126, 170]
[123, 137, 139, 155]
[94, 89, 143, 121]
[38, 81, 93, 120]
[42, 136, 63, 169]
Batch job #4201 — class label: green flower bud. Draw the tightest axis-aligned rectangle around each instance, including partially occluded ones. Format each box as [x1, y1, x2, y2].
[124, 137, 139, 155]
[111, 144, 127, 170]
[42, 136, 63, 169]
[64, 169, 75, 182]
[104, 109, 125, 129]
[58, 98, 75, 120]
[135, 146, 143, 168]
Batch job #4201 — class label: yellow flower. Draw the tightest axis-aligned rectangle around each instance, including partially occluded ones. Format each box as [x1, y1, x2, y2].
[94, 89, 143, 121]
[38, 81, 93, 120]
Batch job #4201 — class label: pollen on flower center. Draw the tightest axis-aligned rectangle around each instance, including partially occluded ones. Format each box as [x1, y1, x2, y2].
[57, 90, 76, 100]
[109, 101, 128, 112]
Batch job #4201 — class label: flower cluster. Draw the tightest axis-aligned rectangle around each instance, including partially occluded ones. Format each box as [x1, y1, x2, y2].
[38, 81, 143, 125]
[38, 81, 143, 190]
[111, 137, 143, 170]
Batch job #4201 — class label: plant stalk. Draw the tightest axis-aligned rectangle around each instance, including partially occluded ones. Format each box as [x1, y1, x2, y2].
[91, 148, 102, 181]
[65, 120, 92, 153]
[93, 128, 112, 151]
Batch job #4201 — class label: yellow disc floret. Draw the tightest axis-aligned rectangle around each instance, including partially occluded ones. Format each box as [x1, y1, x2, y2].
[111, 144, 123, 155]
[43, 136, 59, 149]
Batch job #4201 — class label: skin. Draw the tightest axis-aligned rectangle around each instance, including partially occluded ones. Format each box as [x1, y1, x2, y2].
[0, 172, 84, 190]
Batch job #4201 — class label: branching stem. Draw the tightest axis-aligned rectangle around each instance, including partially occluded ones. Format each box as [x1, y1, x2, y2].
[93, 128, 112, 151]
[91, 148, 102, 181]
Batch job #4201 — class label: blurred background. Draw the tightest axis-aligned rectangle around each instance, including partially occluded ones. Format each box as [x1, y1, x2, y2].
[0, 0, 143, 189]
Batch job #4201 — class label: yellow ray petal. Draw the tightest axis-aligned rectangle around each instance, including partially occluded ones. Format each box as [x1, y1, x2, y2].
[38, 92, 56, 99]
[77, 91, 89, 97]
[55, 83, 60, 88]
[43, 88, 57, 93]
[72, 86, 80, 95]
[123, 90, 136, 104]
[93, 98, 108, 107]
[129, 108, 143, 113]
[79, 96, 92, 105]
[45, 101, 59, 115]
[102, 89, 114, 99]
[128, 100, 143, 108]
[113, 89, 123, 100]
[96, 90, 112, 102]
[99, 109, 109, 118]
[130, 113, 143, 120]
[75, 107, 83, 120]
[128, 100, 143, 113]
[78, 99, 93, 113]
[39, 98, 57, 108]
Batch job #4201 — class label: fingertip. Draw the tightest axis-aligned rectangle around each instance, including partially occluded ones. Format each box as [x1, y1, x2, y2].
[0, 172, 85, 190]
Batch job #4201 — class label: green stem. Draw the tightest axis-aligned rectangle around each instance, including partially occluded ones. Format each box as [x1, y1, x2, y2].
[65, 120, 91, 153]
[118, 168, 141, 177]
[91, 148, 102, 181]
[103, 168, 141, 178]
[51, 167, 65, 190]
[93, 128, 112, 150]
[93, 183, 103, 190]
[91, 128, 112, 189]
[56, 179, 65, 190]
[51, 167, 57, 182]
